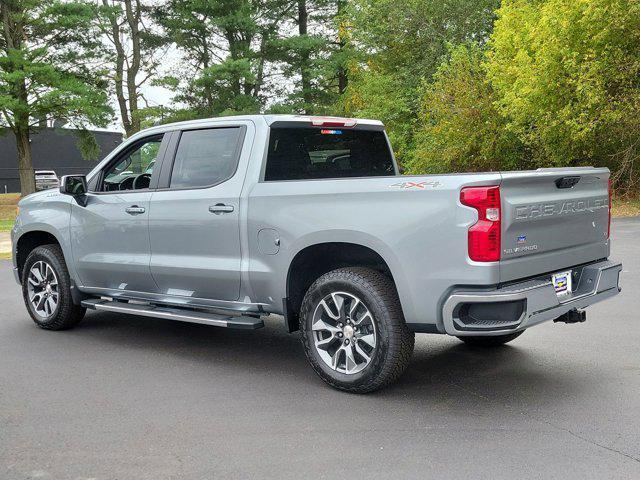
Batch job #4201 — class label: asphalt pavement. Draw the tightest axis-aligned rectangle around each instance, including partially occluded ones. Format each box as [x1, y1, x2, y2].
[1, 218, 639, 479]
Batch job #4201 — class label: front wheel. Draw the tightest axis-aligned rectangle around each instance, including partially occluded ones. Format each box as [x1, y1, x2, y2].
[300, 267, 415, 393]
[21, 244, 86, 330]
[457, 330, 524, 347]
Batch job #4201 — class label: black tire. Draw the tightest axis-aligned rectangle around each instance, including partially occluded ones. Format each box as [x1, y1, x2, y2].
[300, 267, 414, 393]
[457, 330, 524, 347]
[21, 244, 86, 330]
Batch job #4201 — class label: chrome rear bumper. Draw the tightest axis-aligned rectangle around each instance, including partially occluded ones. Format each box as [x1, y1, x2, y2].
[442, 259, 622, 336]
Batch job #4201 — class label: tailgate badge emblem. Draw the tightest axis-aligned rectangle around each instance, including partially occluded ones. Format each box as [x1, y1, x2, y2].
[517, 235, 527, 244]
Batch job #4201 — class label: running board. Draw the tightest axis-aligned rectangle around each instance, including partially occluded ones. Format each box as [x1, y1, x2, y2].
[81, 298, 264, 330]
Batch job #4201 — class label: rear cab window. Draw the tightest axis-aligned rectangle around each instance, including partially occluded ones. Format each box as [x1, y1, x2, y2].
[170, 128, 244, 189]
[264, 126, 396, 181]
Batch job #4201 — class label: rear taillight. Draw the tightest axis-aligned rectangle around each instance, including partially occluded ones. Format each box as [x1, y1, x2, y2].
[608, 178, 612, 239]
[460, 186, 501, 262]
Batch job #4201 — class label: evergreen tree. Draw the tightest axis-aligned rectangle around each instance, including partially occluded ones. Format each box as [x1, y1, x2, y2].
[0, 0, 112, 195]
[155, 0, 292, 119]
[268, 0, 346, 114]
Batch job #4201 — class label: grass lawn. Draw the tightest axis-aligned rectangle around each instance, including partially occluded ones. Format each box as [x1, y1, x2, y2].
[612, 196, 640, 218]
[0, 219, 15, 231]
[0, 193, 19, 232]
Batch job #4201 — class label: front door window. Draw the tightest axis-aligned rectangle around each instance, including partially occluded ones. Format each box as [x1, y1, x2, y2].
[101, 136, 162, 192]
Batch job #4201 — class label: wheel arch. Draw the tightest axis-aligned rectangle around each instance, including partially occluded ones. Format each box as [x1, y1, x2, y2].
[284, 241, 405, 333]
[15, 230, 63, 279]
[15, 228, 87, 305]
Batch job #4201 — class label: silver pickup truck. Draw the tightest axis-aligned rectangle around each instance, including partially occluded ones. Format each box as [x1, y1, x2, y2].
[11, 115, 622, 392]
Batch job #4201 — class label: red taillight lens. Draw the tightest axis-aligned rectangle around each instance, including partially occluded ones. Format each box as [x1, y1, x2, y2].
[460, 186, 501, 262]
[608, 178, 612, 239]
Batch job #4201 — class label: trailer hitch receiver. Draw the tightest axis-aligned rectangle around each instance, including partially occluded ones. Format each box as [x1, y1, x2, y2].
[553, 309, 586, 324]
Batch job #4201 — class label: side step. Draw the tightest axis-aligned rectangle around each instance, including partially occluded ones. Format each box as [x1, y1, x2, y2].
[81, 298, 264, 330]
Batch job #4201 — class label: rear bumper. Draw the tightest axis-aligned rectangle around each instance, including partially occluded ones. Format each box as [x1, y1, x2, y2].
[442, 259, 622, 336]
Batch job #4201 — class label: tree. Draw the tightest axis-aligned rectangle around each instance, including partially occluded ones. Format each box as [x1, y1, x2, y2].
[97, 0, 166, 137]
[0, 0, 112, 195]
[341, 0, 500, 167]
[155, 0, 292, 120]
[485, 0, 640, 192]
[409, 43, 526, 175]
[267, 0, 346, 114]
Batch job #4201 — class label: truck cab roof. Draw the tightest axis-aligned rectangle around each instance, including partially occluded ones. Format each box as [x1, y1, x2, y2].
[131, 115, 385, 143]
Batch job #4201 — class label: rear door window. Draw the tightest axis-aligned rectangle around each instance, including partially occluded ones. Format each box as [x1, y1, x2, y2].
[264, 127, 395, 181]
[170, 128, 243, 189]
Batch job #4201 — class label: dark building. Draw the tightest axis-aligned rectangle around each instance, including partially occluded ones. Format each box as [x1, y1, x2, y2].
[0, 127, 123, 193]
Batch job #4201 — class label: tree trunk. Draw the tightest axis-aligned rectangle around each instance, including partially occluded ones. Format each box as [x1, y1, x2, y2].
[16, 128, 35, 196]
[2, 1, 34, 195]
[298, 0, 313, 113]
[225, 31, 244, 99]
[125, 0, 142, 135]
[336, 0, 348, 94]
[103, 0, 142, 137]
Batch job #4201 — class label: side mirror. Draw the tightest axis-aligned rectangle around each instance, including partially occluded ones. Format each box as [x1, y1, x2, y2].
[60, 175, 88, 204]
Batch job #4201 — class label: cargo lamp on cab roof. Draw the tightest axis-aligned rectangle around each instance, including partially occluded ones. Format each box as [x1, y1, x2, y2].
[310, 117, 358, 128]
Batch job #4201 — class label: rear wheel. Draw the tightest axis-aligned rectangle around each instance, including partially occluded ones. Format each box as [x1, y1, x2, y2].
[21, 244, 86, 330]
[300, 267, 414, 393]
[457, 330, 524, 347]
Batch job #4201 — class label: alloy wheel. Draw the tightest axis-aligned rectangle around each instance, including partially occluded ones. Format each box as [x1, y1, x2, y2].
[27, 261, 59, 319]
[312, 291, 377, 375]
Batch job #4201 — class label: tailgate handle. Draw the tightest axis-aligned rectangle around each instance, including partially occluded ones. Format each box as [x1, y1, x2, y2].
[555, 176, 581, 189]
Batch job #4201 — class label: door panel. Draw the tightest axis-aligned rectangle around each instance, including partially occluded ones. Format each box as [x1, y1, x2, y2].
[70, 192, 156, 292]
[70, 133, 169, 293]
[148, 187, 241, 300]
[148, 127, 246, 302]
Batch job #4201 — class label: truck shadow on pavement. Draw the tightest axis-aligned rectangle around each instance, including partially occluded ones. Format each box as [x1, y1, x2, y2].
[65, 309, 590, 410]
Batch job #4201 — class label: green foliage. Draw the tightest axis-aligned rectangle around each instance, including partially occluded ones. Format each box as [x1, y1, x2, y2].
[74, 128, 101, 161]
[3, 0, 638, 196]
[341, 0, 500, 167]
[342, 67, 415, 163]
[0, 0, 113, 194]
[409, 44, 526, 174]
[266, 0, 349, 115]
[267, 29, 337, 114]
[95, 0, 167, 136]
[485, 0, 640, 191]
[0, 1, 113, 134]
[154, 0, 290, 120]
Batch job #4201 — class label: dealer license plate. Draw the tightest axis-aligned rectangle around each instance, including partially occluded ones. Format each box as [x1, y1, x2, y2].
[552, 270, 572, 296]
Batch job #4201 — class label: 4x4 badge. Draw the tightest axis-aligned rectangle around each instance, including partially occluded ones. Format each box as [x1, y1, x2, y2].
[389, 180, 442, 189]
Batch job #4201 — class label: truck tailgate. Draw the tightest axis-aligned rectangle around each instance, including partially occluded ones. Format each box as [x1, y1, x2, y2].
[499, 167, 610, 282]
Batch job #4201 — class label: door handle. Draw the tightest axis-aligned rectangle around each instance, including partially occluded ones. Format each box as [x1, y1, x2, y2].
[209, 204, 234, 214]
[125, 205, 146, 215]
